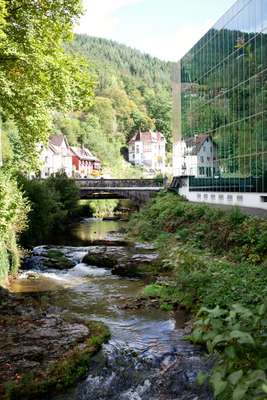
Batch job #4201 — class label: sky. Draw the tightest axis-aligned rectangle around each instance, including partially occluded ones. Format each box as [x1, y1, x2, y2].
[75, 0, 237, 61]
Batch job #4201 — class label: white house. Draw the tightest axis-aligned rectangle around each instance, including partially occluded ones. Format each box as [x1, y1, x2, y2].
[128, 131, 166, 172]
[39, 134, 73, 178]
[173, 134, 219, 177]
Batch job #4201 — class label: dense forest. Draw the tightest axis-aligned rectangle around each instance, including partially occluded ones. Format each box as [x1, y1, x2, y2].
[2, 34, 172, 177]
[52, 35, 172, 177]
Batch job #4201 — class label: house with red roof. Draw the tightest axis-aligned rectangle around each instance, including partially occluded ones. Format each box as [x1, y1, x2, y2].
[128, 131, 166, 172]
[70, 146, 101, 178]
[173, 134, 219, 177]
[39, 134, 101, 179]
[39, 134, 73, 178]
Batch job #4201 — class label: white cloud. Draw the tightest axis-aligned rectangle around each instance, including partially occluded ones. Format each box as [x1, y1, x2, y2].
[131, 19, 214, 61]
[75, 0, 143, 38]
[74, 1, 215, 61]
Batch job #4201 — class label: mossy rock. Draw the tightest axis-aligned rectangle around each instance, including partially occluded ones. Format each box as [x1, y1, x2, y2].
[43, 250, 75, 270]
[2, 321, 110, 400]
[113, 261, 160, 279]
[82, 254, 118, 269]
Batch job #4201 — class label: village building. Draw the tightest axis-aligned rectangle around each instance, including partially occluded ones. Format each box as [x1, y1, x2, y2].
[173, 134, 219, 177]
[39, 134, 72, 178]
[128, 131, 166, 172]
[39, 134, 101, 179]
[70, 146, 101, 178]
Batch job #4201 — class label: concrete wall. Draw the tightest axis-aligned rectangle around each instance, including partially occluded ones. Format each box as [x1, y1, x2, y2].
[178, 177, 267, 211]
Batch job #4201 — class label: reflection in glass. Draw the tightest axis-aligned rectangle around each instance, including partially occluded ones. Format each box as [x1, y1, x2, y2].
[178, 0, 267, 193]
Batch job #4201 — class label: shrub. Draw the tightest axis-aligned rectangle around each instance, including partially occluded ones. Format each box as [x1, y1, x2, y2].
[191, 303, 267, 399]
[130, 192, 267, 399]
[127, 192, 267, 265]
[19, 173, 79, 246]
[0, 170, 29, 283]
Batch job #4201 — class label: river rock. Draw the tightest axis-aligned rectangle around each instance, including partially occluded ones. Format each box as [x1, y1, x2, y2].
[82, 246, 160, 278]
[0, 291, 110, 399]
[86, 239, 132, 247]
[22, 248, 76, 271]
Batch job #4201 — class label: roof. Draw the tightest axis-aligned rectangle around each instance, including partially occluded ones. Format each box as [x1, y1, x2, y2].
[129, 131, 166, 144]
[70, 146, 100, 162]
[48, 142, 60, 154]
[50, 134, 66, 147]
[183, 134, 212, 155]
[49, 134, 72, 156]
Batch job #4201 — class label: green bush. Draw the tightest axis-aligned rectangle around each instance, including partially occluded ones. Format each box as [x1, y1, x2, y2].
[128, 192, 267, 265]
[191, 303, 267, 399]
[19, 173, 79, 246]
[0, 170, 29, 283]
[128, 192, 267, 399]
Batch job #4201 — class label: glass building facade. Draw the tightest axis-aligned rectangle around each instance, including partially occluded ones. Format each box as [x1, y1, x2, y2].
[178, 0, 267, 193]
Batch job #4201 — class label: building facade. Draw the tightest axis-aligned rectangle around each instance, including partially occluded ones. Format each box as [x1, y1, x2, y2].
[174, 134, 219, 177]
[71, 146, 101, 178]
[129, 131, 166, 172]
[173, 0, 267, 210]
[39, 135, 73, 179]
[39, 134, 101, 179]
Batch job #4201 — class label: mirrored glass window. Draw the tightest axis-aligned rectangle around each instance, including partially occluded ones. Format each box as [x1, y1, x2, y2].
[178, 0, 267, 193]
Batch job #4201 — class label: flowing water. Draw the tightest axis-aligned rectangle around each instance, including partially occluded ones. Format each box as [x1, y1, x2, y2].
[10, 219, 212, 400]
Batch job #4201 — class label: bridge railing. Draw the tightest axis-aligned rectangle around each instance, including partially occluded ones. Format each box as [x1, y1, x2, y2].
[75, 178, 164, 188]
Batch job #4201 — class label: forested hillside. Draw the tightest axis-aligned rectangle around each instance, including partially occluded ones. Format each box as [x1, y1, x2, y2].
[3, 34, 172, 177]
[51, 35, 172, 176]
[70, 35, 171, 86]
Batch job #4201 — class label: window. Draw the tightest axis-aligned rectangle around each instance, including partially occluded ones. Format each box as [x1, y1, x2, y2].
[206, 167, 212, 177]
[199, 167, 205, 175]
[144, 144, 152, 152]
[200, 156, 204, 163]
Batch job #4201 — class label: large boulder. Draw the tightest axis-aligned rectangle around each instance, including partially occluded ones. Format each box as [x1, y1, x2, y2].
[0, 292, 110, 400]
[82, 245, 160, 278]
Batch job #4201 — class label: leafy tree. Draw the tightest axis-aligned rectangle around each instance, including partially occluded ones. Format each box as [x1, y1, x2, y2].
[19, 173, 79, 246]
[145, 90, 172, 146]
[0, 0, 95, 169]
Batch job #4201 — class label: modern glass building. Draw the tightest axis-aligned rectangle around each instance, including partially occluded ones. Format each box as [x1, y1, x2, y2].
[173, 0, 267, 208]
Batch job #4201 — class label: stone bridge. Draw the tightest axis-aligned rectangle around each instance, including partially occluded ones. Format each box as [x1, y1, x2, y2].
[76, 178, 165, 204]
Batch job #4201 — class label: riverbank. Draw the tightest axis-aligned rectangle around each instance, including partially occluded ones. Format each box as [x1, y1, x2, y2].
[127, 192, 267, 399]
[0, 287, 110, 400]
[3, 218, 213, 400]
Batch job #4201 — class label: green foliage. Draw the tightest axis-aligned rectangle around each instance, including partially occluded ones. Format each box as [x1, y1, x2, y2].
[52, 34, 172, 177]
[19, 173, 79, 246]
[143, 284, 163, 298]
[128, 193, 267, 399]
[128, 192, 267, 264]
[190, 303, 267, 399]
[0, 1, 95, 169]
[89, 200, 119, 218]
[165, 248, 267, 309]
[0, 169, 29, 282]
[69, 35, 171, 87]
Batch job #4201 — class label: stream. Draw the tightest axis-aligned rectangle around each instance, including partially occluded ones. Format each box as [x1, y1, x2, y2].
[9, 218, 212, 400]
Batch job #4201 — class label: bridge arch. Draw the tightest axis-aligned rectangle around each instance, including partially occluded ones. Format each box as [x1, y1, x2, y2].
[76, 178, 165, 205]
